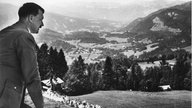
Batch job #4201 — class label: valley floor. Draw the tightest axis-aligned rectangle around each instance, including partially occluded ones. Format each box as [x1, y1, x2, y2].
[25, 90, 191, 108]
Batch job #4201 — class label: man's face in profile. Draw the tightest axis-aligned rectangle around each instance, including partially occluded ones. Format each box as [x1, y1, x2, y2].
[29, 9, 44, 34]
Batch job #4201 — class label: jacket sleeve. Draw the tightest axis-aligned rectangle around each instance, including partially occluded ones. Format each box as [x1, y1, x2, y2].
[15, 33, 44, 108]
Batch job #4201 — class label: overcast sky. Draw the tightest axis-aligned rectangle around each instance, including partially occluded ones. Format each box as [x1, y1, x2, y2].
[0, 0, 190, 23]
[1, 0, 189, 6]
[0, 0, 189, 4]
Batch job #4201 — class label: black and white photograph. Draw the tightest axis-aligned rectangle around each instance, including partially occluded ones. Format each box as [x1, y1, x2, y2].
[0, 0, 191, 108]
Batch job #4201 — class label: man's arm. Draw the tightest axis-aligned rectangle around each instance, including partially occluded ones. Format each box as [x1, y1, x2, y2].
[15, 33, 44, 108]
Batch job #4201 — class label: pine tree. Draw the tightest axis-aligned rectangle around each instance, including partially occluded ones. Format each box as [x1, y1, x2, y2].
[62, 55, 91, 95]
[131, 62, 143, 90]
[37, 43, 50, 79]
[102, 56, 114, 90]
[144, 67, 161, 91]
[171, 53, 190, 90]
[49, 47, 58, 77]
[89, 63, 103, 91]
[56, 49, 68, 78]
[159, 65, 172, 85]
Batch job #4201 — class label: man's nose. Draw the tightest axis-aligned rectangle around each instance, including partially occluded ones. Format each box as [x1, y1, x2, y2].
[41, 22, 44, 27]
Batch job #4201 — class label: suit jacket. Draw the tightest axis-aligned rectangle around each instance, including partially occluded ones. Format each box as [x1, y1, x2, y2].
[0, 26, 44, 108]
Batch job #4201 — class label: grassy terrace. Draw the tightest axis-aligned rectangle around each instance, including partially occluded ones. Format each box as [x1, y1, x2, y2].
[71, 90, 191, 108]
[25, 90, 191, 108]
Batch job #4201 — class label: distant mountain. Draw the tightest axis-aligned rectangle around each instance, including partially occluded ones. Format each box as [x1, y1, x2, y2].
[117, 1, 191, 59]
[64, 31, 108, 44]
[123, 1, 191, 35]
[37, 28, 109, 44]
[49, 40, 76, 52]
[118, 18, 144, 32]
[0, 3, 122, 33]
[170, 1, 191, 11]
[44, 12, 122, 33]
[36, 28, 65, 44]
[121, 1, 191, 49]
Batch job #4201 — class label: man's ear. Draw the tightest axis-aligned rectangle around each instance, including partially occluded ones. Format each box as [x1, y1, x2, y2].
[28, 15, 34, 23]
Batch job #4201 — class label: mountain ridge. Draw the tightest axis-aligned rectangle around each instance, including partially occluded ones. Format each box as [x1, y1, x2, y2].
[0, 3, 122, 32]
[123, 1, 191, 33]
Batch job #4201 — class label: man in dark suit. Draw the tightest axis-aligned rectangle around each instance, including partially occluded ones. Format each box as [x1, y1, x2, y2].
[0, 2, 44, 108]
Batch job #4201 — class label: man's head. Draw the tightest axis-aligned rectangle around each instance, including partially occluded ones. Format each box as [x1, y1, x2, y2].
[18, 2, 44, 33]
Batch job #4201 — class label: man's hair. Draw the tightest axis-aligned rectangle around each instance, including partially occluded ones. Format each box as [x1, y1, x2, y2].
[18, 2, 44, 18]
